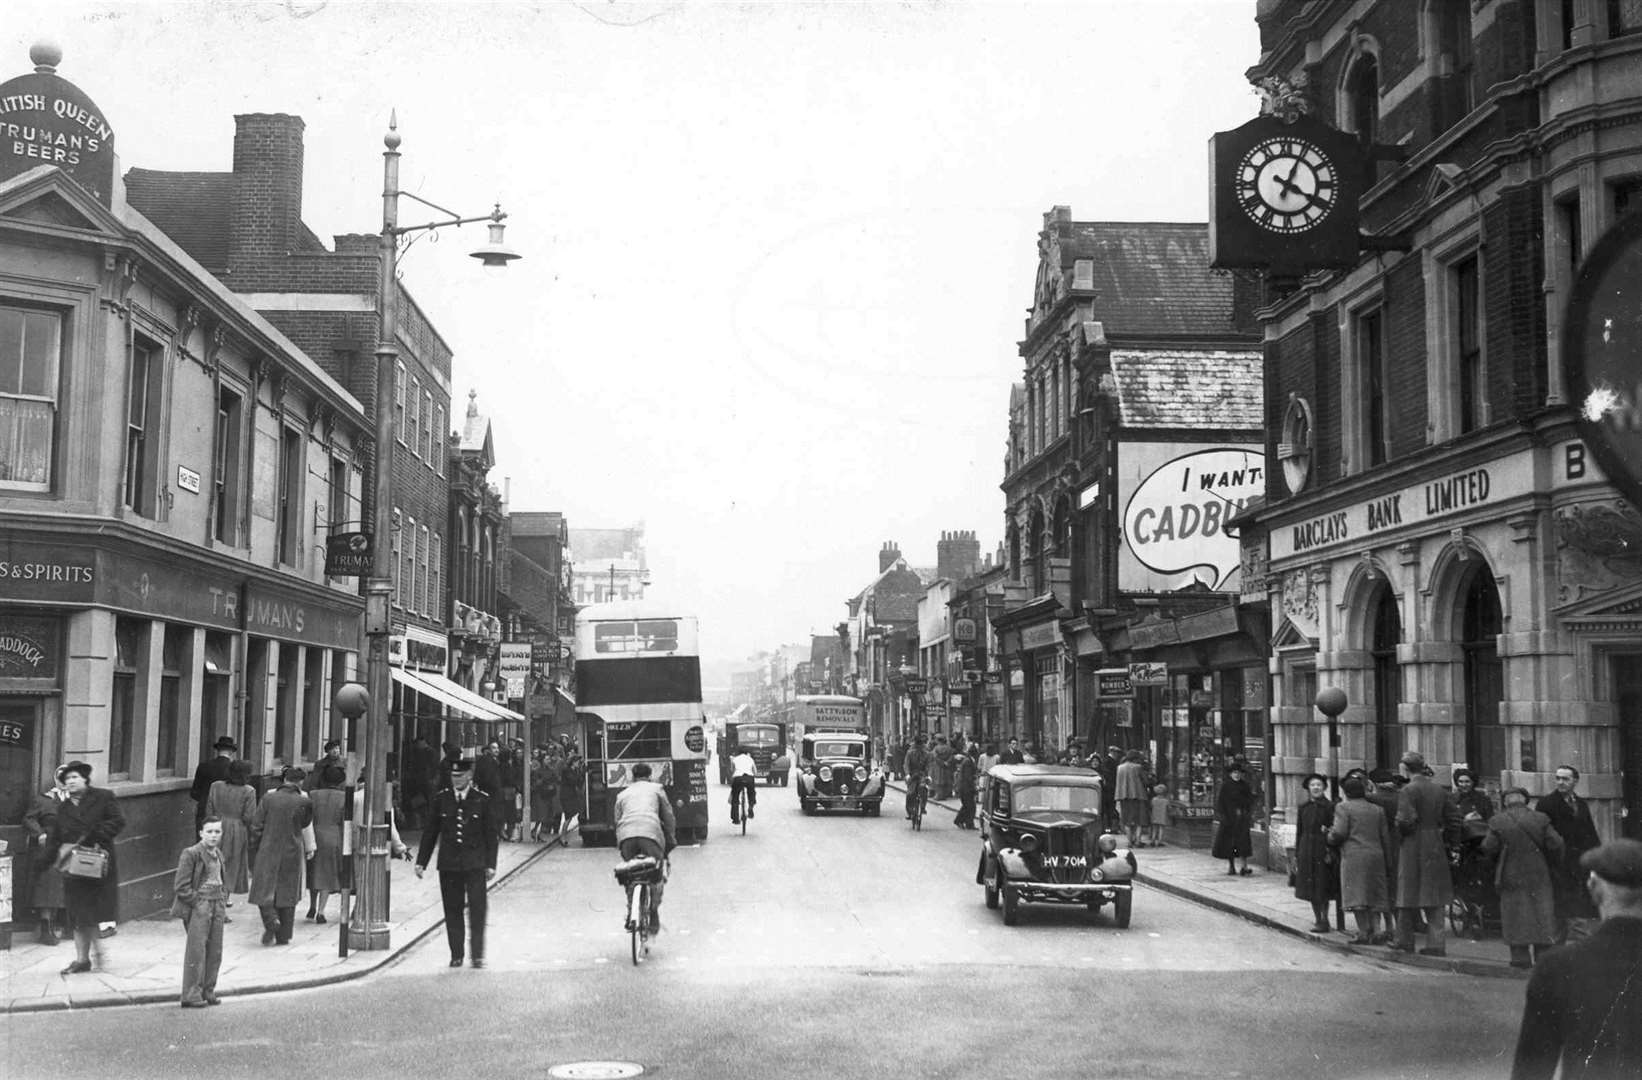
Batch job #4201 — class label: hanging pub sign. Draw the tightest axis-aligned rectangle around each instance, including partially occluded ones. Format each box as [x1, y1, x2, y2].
[324, 532, 373, 576]
[0, 44, 116, 205]
[1207, 105, 1365, 275]
[1564, 209, 1642, 511]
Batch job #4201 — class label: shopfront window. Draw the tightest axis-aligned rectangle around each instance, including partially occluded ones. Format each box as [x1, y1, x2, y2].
[1036, 655, 1060, 752]
[275, 645, 299, 767]
[110, 618, 142, 779]
[158, 626, 187, 775]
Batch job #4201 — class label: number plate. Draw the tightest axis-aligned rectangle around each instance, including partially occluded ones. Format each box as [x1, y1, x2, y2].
[1038, 855, 1087, 869]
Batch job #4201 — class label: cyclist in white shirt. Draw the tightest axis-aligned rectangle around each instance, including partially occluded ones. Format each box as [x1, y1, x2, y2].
[729, 748, 758, 823]
[613, 764, 675, 933]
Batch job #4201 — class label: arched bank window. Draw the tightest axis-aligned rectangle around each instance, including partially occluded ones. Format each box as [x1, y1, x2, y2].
[1461, 567, 1505, 780]
[1370, 584, 1401, 771]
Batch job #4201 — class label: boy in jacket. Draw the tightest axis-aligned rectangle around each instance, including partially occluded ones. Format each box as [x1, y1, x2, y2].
[172, 816, 227, 1007]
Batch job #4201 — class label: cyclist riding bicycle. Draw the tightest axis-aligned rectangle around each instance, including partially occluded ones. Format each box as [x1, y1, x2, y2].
[728, 747, 758, 824]
[613, 763, 677, 934]
[903, 734, 932, 820]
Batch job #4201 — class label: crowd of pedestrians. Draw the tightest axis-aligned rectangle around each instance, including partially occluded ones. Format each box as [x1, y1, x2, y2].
[18, 729, 583, 1008]
[1256, 750, 1611, 972]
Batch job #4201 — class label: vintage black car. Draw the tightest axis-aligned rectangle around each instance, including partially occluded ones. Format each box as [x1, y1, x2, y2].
[796, 732, 884, 815]
[976, 764, 1136, 927]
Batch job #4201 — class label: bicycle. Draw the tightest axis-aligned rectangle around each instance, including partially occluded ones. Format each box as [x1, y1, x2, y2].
[909, 776, 930, 831]
[613, 854, 666, 965]
[732, 777, 753, 835]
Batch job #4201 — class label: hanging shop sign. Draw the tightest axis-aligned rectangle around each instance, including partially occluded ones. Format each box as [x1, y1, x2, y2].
[0, 613, 59, 679]
[1019, 621, 1060, 651]
[904, 676, 927, 695]
[1207, 111, 1365, 274]
[0, 46, 116, 205]
[324, 532, 373, 576]
[953, 617, 977, 644]
[1129, 661, 1169, 686]
[1096, 668, 1135, 699]
[1564, 210, 1642, 511]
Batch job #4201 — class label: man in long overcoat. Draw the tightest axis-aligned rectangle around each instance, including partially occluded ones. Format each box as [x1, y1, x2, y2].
[1483, 786, 1564, 968]
[1536, 764, 1602, 944]
[1394, 751, 1461, 955]
[249, 767, 312, 945]
[190, 736, 237, 833]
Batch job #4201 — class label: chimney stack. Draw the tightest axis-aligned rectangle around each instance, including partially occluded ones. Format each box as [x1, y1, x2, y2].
[230, 113, 306, 274]
[878, 541, 902, 573]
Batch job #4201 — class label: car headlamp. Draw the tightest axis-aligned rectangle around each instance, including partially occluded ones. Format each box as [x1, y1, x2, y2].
[1020, 833, 1040, 855]
[819, 765, 833, 782]
[1098, 834, 1118, 854]
[854, 766, 868, 782]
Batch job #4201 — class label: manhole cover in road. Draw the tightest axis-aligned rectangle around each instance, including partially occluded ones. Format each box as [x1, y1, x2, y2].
[548, 1064, 645, 1079]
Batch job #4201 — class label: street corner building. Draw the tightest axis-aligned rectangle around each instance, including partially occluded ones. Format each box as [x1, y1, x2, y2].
[0, 49, 368, 919]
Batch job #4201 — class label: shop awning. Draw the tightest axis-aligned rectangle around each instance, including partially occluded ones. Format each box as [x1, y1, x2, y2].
[390, 667, 526, 723]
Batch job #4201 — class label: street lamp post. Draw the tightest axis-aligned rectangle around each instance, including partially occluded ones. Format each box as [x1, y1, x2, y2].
[1315, 686, 1349, 933]
[356, 114, 518, 952]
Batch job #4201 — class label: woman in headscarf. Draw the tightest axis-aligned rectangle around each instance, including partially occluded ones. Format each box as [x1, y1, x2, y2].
[50, 761, 125, 974]
[204, 758, 258, 909]
[1212, 762, 1256, 876]
[1293, 772, 1339, 931]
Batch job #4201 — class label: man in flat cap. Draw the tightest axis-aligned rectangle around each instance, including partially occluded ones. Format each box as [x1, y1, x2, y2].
[190, 736, 238, 834]
[416, 758, 498, 968]
[1511, 838, 1642, 1080]
[1394, 750, 1461, 956]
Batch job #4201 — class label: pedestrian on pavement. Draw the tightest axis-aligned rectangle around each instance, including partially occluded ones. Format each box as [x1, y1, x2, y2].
[1213, 762, 1255, 876]
[305, 764, 347, 924]
[248, 766, 312, 946]
[51, 761, 124, 975]
[1393, 750, 1462, 956]
[303, 739, 344, 792]
[1536, 764, 1602, 945]
[497, 740, 522, 842]
[1116, 750, 1150, 848]
[1099, 746, 1121, 830]
[171, 816, 227, 1008]
[1294, 772, 1339, 932]
[530, 746, 562, 841]
[561, 750, 585, 831]
[1148, 784, 1170, 847]
[889, 739, 907, 781]
[189, 736, 237, 834]
[416, 758, 499, 968]
[204, 759, 257, 910]
[953, 746, 978, 829]
[23, 764, 70, 945]
[1000, 737, 1025, 766]
[1451, 768, 1495, 838]
[476, 740, 506, 836]
[1510, 838, 1642, 1080]
[1485, 786, 1564, 969]
[1366, 767, 1405, 939]
[1328, 774, 1394, 944]
[401, 734, 437, 829]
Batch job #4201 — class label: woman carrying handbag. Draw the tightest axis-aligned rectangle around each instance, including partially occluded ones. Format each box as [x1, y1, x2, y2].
[50, 760, 125, 975]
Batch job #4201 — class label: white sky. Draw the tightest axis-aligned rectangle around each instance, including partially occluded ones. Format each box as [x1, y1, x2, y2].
[8, 0, 1264, 677]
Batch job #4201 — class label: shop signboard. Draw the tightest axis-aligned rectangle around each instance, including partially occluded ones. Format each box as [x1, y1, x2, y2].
[904, 676, 927, 695]
[953, 617, 977, 644]
[1019, 621, 1060, 650]
[1129, 661, 1168, 686]
[984, 671, 1002, 684]
[1119, 444, 1264, 592]
[499, 641, 532, 699]
[0, 46, 116, 205]
[1096, 668, 1134, 699]
[0, 613, 59, 679]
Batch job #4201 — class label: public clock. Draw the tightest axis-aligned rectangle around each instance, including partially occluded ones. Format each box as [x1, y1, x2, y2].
[1235, 136, 1338, 234]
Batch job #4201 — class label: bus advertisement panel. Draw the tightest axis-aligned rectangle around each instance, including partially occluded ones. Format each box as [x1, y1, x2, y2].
[574, 602, 710, 844]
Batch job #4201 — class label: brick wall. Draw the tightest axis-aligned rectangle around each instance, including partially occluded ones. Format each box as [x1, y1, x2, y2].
[1484, 186, 1548, 419]
[1384, 255, 1429, 460]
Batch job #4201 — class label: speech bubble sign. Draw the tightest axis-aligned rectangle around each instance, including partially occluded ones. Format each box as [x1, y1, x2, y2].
[1122, 447, 1265, 589]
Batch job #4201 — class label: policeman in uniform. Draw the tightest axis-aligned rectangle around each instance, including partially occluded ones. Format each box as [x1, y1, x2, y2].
[415, 758, 498, 968]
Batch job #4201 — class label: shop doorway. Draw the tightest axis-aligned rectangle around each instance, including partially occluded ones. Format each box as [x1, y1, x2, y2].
[1617, 653, 1642, 840]
[0, 698, 42, 925]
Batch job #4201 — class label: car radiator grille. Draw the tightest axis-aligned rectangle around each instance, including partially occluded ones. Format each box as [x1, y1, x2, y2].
[1041, 824, 1096, 884]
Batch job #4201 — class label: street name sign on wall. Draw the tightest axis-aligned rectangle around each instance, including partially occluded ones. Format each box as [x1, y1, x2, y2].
[1565, 210, 1642, 511]
[0, 45, 115, 205]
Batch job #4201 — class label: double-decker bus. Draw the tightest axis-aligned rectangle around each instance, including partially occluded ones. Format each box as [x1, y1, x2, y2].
[574, 601, 710, 845]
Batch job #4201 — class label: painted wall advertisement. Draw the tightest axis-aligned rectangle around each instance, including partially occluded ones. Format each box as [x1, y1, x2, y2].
[1119, 443, 1264, 592]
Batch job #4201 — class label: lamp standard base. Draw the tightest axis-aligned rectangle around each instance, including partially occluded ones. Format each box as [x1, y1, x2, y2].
[347, 826, 393, 951]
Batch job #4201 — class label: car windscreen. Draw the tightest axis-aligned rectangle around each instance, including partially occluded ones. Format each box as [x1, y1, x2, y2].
[1010, 783, 1101, 815]
[734, 725, 781, 748]
[812, 741, 864, 759]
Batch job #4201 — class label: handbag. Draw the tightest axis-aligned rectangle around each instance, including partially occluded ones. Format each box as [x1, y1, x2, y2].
[58, 844, 109, 880]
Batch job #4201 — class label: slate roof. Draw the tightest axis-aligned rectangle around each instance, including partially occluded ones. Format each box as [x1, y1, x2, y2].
[1109, 348, 1263, 430]
[569, 528, 642, 561]
[511, 511, 566, 537]
[123, 169, 233, 272]
[1060, 222, 1239, 338]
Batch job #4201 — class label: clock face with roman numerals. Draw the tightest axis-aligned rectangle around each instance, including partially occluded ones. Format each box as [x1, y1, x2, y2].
[1235, 136, 1338, 233]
